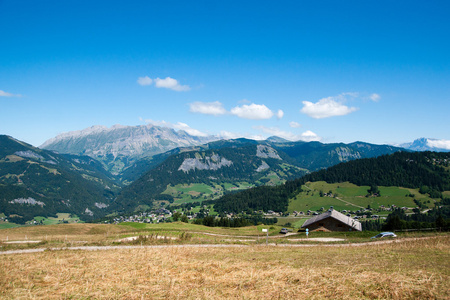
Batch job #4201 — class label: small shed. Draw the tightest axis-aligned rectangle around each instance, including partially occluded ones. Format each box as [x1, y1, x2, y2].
[301, 209, 362, 232]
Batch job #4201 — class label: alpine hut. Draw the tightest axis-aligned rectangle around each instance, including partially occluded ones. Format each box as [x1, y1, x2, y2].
[301, 209, 362, 232]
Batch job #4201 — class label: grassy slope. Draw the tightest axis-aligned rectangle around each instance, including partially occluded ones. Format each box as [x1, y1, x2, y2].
[0, 223, 20, 229]
[163, 182, 255, 204]
[288, 181, 436, 213]
[34, 213, 82, 225]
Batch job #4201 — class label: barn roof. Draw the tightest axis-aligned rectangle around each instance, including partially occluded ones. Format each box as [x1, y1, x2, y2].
[301, 209, 362, 231]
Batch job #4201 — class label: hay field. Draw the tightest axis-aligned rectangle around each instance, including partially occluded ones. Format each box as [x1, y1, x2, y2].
[0, 236, 448, 299]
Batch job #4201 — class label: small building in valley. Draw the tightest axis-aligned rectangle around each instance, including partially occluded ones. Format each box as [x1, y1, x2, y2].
[301, 209, 362, 232]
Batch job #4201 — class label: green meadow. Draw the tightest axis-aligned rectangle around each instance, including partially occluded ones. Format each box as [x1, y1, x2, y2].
[289, 181, 437, 213]
[34, 213, 82, 225]
[163, 182, 256, 204]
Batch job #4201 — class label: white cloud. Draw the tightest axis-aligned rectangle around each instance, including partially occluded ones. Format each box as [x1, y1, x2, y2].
[144, 119, 172, 127]
[342, 92, 359, 98]
[276, 109, 284, 119]
[238, 99, 251, 104]
[189, 101, 227, 116]
[427, 139, 450, 150]
[144, 119, 207, 137]
[253, 126, 322, 142]
[172, 122, 207, 136]
[254, 126, 297, 141]
[219, 131, 265, 141]
[300, 130, 321, 142]
[190, 101, 281, 120]
[289, 121, 302, 128]
[154, 77, 190, 91]
[137, 76, 153, 86]
[369, 93, 381, 102]
[219, 131, 242, 140]
[230, 103, 274, 120]
[0, 90, 13, 97]
[137, 76, 190, 91]
[0, 90, 21, 97]
[301, 95, 358, 119]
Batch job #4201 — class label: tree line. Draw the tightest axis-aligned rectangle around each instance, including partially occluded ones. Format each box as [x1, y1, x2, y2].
[214, 151, 450, 214]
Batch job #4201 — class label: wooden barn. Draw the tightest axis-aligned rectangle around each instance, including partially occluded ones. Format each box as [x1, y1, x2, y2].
[301, 209, 362, 232]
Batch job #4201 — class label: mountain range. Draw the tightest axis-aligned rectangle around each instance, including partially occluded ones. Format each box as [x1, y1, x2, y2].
[111, 138, 404, 212]
[1, 124, 449, 222]
[40, 124, 219, 175]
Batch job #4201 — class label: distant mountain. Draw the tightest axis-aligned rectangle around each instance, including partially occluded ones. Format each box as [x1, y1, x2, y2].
[0, 135, 120, 223]
[40, 124, 219, 175]
[400, 138, 450, 152]
[119, 138, 403, 184]
[270, 140, 404, 171]
[113, 143, 308, 212]
[1, 131, 412, 218]
[265, 136, 290, 143]
[113, 139, 404, 212]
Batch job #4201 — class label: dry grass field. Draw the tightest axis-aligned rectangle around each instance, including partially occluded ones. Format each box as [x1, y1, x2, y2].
[0, 235, 449, 299]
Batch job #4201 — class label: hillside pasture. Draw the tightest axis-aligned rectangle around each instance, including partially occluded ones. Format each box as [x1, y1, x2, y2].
[289, 181, 434, 213]
[164, 182, 255, 204]
[163, 183, 217, 203]
[34, 213, 81, 225]
[0, 222, 20, 229]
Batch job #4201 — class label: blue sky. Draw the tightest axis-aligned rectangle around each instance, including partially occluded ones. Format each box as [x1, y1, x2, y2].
[1, 0, 449, 147]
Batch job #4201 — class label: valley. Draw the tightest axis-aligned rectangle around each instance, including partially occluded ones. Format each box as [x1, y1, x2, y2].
[1, 132, 450, 300]
[2, 3, 449, 298]
[1, 131, 450, 233]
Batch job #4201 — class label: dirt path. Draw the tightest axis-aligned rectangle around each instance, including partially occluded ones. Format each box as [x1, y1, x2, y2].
[192, 231, 299, 239]
[302, 183, 364, 209]
[288, 237, 345, 242]
[0, 237, 441, 256]
[335, 196, 365, 209]
[3, 240, 42, 244]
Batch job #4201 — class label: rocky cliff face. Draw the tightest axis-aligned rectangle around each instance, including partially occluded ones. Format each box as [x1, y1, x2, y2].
[40, 124, 219, 174]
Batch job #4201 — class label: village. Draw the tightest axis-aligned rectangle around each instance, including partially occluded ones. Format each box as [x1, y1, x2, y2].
[101, 205, 402, 226]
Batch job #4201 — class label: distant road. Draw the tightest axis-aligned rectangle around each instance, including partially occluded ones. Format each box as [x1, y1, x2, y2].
[0, 237, 441, 255]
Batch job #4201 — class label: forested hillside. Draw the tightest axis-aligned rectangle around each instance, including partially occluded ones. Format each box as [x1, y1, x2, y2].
[271, 141, 402, 171]
[112, 144, 307, 212]
[1, 134, 409, 221]
[305, 151, 450, 192]
[0, 135, 121, 223]
[119, 138, 403, 183]
[214, 151, 450, 213]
